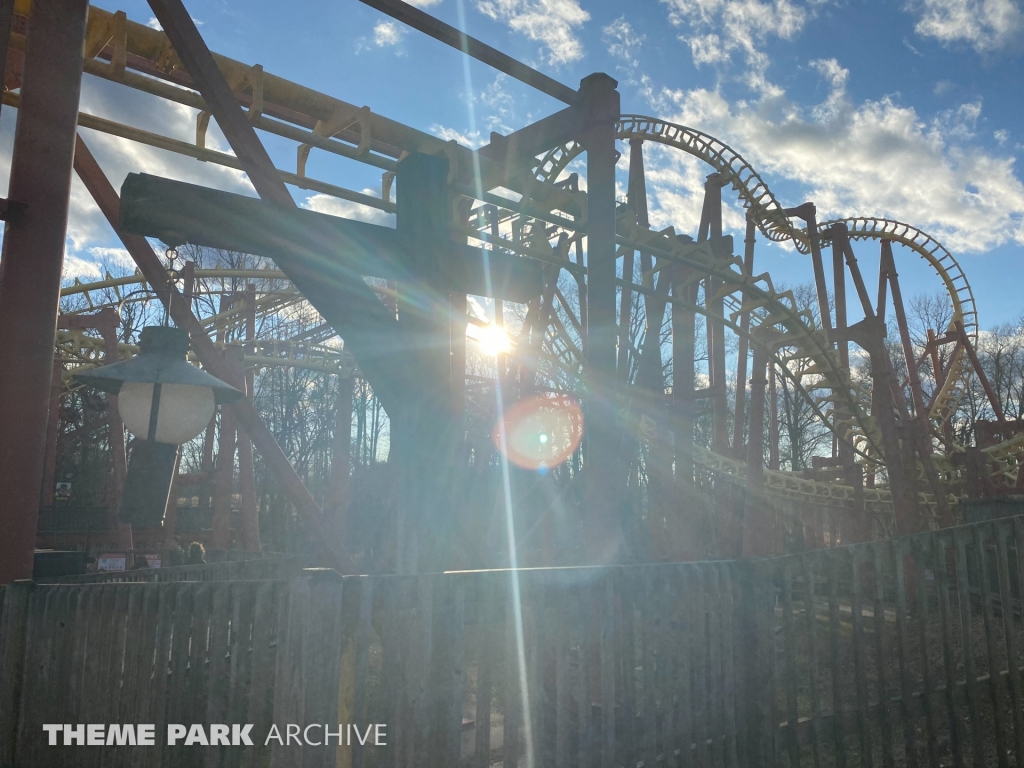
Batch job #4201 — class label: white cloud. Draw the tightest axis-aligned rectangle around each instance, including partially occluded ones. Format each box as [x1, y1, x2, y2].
[478, 74, 518, 135]
[475, 0, 589, 65]
[907, 0, 1023, 54]
[372, 20, 406, 47]
[62, 253, 103, 280]
[902, 36, 925, 55]
[603, 18, 645, 68]
[0, 76, 256, 281]
[663, 0, 813, 91]
[430, 124, 486, 148]
[995, 128, 1010, 144]
[87, 246, 135, 269]
[407, 0, 444, 6]
[302, 192, 396, 228]
[690, 33, 729, 65]
[640, 60, 1024, 254]
[145, 15, 203, 30]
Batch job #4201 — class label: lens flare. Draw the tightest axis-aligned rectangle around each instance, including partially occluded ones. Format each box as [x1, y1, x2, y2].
[493, 394, 584, 470]
[468, 322, 512, 356]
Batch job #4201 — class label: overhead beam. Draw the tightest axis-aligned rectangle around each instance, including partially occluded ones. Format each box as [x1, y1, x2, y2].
[120, 172, 544, 303]
[359, 0, 578, 105]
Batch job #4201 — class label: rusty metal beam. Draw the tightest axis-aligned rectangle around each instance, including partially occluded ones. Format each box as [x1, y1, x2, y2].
[733, 213, 756, 455]
[72, 134, 355, 573]
[956, 318, 1006, 422]
[359, 0, 578, 105]
[742, 345, 772, 557]
[0, 0, 89, 585]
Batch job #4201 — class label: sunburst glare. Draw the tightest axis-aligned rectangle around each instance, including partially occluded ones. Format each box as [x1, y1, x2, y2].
[468, 322, 513, 356]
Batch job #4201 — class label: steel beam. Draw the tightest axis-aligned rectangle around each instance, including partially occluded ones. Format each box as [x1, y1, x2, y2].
[210, 347, 240, 549]
[831, 228, 868, 540]
[0, 0, 89, 585]
[119, 172, 543, 304]
[238, 286, 260, 551]
[327, 375, 354, 538]
[733, 213, 756, 455]
[392, 151, 460, 573]
[742, 345, 772, 557]
[578, 73, 622, 563]
[359, 0, 577, 105]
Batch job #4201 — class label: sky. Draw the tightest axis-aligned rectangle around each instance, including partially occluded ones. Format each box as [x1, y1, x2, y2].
[2, 0, 1022, 330]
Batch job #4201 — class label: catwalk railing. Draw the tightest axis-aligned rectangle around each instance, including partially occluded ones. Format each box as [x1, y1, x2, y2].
[3, 515, 1024, 767]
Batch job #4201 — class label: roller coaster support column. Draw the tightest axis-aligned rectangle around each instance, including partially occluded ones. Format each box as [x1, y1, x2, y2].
[671, 261, 699, 558]
[327, 375, 353, 541]
[238, 285, 260, 551]
[393, 152, 461, 573]
[789, 204, 833, 334]
[211, 347, 240, 550]
[955, 318, 1006, 422]
[99, 310, 128, 515]
[700, 175, 730, 454]
[852, 318, 920, 532]
[733, 213, 757, 455]
[829, 225, 869, 540]
[0, 0, 88, 585]
[742, 342, 775, 557]
[881, 241, 952, 526]
[41, 360, 63, 509]
[578, 73, 623, 562]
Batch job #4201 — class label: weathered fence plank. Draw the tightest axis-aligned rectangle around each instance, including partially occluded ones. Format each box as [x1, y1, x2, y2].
[954, 527, 986, 768]
[892, 539, 918, 768]
[849, 546, 874, 768]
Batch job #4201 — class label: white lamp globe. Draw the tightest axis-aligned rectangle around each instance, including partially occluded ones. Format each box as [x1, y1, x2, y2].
[118, 381, 216, 445]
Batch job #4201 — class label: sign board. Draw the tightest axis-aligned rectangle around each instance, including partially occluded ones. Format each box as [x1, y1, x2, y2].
[142, 554, 162, 569]
[96, 554, 126, 572]
[54, 482, 71, 500]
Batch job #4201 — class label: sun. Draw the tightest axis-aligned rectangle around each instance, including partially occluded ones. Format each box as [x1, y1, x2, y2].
[469, 323, 513, 356]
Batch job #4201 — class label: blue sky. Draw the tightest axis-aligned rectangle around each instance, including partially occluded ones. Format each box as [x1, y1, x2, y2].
[3, 0, 1022, 328]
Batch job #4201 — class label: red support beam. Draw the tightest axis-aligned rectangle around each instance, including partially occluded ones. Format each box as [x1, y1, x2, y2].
[210, 348, 239, 550]
[956, 319, 1006, 422]
[238, 285, 260, 551]
[733, 212, 756, 455]
[742, 345, 773, 557]
[0, 0, 89, 585]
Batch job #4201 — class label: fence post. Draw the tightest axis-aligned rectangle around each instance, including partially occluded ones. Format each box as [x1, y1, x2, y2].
[738, 559, 773, 768]
[0, 583, 32, 767]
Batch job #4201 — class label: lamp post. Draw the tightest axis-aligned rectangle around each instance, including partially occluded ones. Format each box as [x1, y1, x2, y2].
[74, 326, 242, 527]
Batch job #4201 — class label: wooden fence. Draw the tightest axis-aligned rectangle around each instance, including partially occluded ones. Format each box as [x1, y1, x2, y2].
[4, 516, 1024, 767]
[761, 516, 1024, 768]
